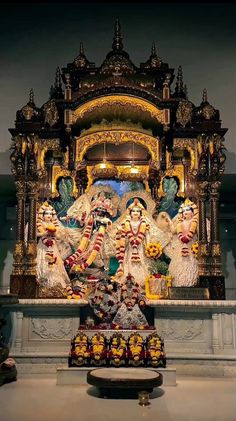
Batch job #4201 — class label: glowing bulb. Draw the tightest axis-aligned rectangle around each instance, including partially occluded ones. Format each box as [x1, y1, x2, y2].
[130, 164, 139, 174]
[100, 159, 108, 169]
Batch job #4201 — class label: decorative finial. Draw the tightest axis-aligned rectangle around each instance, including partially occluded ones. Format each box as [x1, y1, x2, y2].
[151, 42, 156, 56]
[55, 66, 62, 89]
[112, 19, 123, 51]
[175, 65, 184, 94]
[80, 42, 84, 55]
[29, 88, 34, 104]
[202, 88, 208, 103]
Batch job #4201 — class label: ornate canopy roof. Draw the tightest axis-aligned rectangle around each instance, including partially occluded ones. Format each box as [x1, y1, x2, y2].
[10, 20, 227, 141]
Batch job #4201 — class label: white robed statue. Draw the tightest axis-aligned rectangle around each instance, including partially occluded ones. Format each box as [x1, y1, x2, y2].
[36, 202, 70, 293]
[113, 191, 172, 288]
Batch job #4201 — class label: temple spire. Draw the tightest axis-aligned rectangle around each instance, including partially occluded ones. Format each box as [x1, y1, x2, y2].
[29, 88, 34, 104]
[50, 66, 63, 99]
[55, 66, 62, 89]
[174, 65, 186, 98]
[151, 42, 156, 56]
[176, 65, 183, 93]
[112, 19, 123, 51]
[80, 42, 84, 55]
[202, 88, 208, 103]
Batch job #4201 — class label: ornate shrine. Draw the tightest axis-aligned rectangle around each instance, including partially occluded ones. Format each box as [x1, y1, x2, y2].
[9, 19, 227, 319]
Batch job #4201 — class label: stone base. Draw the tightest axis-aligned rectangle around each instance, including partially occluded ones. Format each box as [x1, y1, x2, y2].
[57, 366, 176, 386]
[199, 275, 225, 299]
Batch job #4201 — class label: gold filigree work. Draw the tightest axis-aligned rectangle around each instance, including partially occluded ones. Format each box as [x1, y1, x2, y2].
[75, 130, 160, 164]
[51, 166, 78, 198]
[173, 138, 197, 171]
[158, 164, 185, 197]
[73, 95, 165, 124]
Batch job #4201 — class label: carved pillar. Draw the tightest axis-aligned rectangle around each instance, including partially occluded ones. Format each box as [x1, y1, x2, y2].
[197, 181, 209, 276]
[75, 162, 88, 196]
[12, 180, 26, 277]
[210, 181, 222, 276]
[14, 311, 24, 351]
[25, 181, 38, 277]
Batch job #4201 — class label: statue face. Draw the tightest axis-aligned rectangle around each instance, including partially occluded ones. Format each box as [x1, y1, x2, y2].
[130, 207, 142, 220]
[43, 211, 53, 222]
[183, 207, 193, 220]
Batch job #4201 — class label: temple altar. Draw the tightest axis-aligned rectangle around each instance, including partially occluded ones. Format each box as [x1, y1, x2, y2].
[1, 21, 234, 378]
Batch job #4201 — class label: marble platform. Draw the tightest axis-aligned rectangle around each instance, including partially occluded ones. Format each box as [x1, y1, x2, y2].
[1, 298, 236, 377]
[56, 366, 176, 386]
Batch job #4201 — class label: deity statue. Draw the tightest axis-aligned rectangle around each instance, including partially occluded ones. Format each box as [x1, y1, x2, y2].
[64, 186, 118, 279]
[36, 202, 70, 294]
[113, 192, 171, 287]
[112, 273, 148, 329]
[162, 199, 199, 287]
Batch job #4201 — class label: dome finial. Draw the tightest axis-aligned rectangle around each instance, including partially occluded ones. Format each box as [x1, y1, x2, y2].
[29, 88, 34, 104]
[80, 42, 84, 55]
[175, 65, 184, 94]
[202, 88, 208, 103]
[151, 42, 156, 56]
[55, 66, 62, 89]
[112, 19, 123, 51]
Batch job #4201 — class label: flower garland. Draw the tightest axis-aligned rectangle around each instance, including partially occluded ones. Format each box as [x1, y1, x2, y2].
[109, 334, 126, 367]
[146, 333, 166, 367]
[65, 217, 93, 266]
[116, 217, 149, 265]
[67, 225, 106, 272]
[90, 333, 107, 365]
[128, 333, 145, 366]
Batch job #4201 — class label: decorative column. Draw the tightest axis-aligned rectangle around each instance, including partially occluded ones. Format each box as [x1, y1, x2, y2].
[75, 161, 88, 197]
[197, 181, 209, 277]
[11, 180, 26, 278]
[148, 165, 161, 218]
[14, 311, 24, 352]
[25, 181, 38, 271]
[210, 180, 223, 276]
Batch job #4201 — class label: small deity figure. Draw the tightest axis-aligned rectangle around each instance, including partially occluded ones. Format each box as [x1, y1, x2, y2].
[112, 273, 148, 329]
[36, 202, 70, 293]
[109, 333, 126, 367]
[73, 333, 90, 366]
[146, 333, 166, 368]
[90, 333, 107, 366]
[127, 332, 145, 366]
[163, 199, 199, 287]
[89, 278, 119, 323]
[114, 197, 170, 287]
[65, 187, 117, 278]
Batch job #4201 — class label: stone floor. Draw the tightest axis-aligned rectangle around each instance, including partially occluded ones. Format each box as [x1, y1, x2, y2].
[1, 375, 236, 421]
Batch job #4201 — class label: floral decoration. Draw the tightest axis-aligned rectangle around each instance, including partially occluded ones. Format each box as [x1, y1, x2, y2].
[145, 274, 171, 300]
[191, 241, 199, 256]
[127, 333, 145, 366]
[146, 333, 166, 368]
[109, 333, 127, 367]
[145, 242, 163, 259]
[69, 332, 90, 367]
[90, 333, 107, 366]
